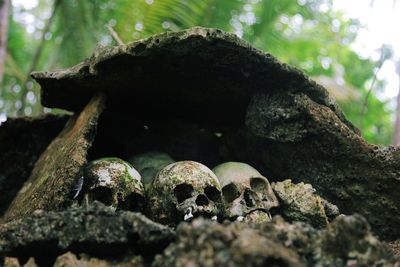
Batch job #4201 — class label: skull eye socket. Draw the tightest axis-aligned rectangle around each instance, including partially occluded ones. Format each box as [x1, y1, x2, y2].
[88, 186, 113, 206]
[204, 186, 222, 202]
[222, 183, 240, 202]
[250, 177, 269, 192]
[174, 183, 194, 203]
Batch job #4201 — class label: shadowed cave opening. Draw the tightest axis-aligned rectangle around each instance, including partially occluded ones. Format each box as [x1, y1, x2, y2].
[86, 102, 276, 180]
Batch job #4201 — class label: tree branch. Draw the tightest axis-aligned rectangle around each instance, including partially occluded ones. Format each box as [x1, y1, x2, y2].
[107, 24, 125, 45]
[358, 46, 385, 129]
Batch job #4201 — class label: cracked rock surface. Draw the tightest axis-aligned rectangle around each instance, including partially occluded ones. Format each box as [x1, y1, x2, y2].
[0, 202, 174, 265]
[272, 179, 339, 228]
[0, 203, 398, 266]
[153, 215, 398, 267]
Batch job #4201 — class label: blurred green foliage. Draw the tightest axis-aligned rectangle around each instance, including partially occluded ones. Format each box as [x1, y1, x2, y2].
[0, 0, 395, 145]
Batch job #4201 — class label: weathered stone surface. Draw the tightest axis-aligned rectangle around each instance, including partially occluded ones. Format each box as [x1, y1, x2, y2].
[319, 215, 394, 266]
[388, 240, 400, 257]
[272, 179, 339, 228]
[0, 202, 174, 262]
[0, 203, 396, 267]
[3, 93, 105, 222]
[53, 252, 143, 267]
[238, 91, 400, 239]
[0, 115, 68, 217]
[153, 215, 398, 267]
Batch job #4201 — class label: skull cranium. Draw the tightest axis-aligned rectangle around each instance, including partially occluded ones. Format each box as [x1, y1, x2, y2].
[128, 152, 175, 189]
[147, 161, 223, 226]
[82, 157, 145, 212]
[213, 162, 278, 222]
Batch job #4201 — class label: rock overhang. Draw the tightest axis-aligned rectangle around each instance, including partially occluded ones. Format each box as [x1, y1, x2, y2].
[31, 27, 355, 131]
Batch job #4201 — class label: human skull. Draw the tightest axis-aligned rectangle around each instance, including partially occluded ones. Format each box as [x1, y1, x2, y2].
[128, 152, 175, 188]
[147, 161, 223, 226]
[213, 162, 278, 222]
[82, 157, 145, 212]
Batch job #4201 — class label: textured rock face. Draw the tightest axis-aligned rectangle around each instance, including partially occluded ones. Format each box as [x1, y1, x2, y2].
[0, 115, 68, 217]
[153, 216, 398, 267]
[241, 91, 400, 239]
[0, 202, 174, 265]
[3, 93, 106, 222]
[1, 204, 396, 267]
[53, 252, 144, 267]
[29, 27, 400, 239]
[272, 179, 339, 228]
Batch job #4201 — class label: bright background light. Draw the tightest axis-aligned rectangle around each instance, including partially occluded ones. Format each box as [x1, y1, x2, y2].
[11, 0, 38, 9]
[333, 0, 400, 100]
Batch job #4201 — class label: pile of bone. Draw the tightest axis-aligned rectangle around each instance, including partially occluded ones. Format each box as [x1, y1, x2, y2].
[73, 152, 339, 228]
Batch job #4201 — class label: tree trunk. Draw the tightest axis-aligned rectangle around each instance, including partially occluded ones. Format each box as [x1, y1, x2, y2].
[0, 0, 9, 87]
[393, 60, 400, 145]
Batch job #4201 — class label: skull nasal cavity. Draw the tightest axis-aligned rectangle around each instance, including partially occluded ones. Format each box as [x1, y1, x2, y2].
[118, 193, 145, 212]
[196, 194, 209, 206]
[244, 189, 256, 207]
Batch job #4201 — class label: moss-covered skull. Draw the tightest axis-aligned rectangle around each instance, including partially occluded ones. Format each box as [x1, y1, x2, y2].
[213, 162, 278, 223]
[128, 152, 175, 189]
[147, 161, 223, 226]
[83, 157, 145, 211]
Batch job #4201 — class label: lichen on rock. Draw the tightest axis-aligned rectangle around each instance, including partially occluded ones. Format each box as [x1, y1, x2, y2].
[152, 215, 398, 267]
[53, 252, 144, 267]
[0, 202, 174, 264]
[272, 179, 339, 228]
